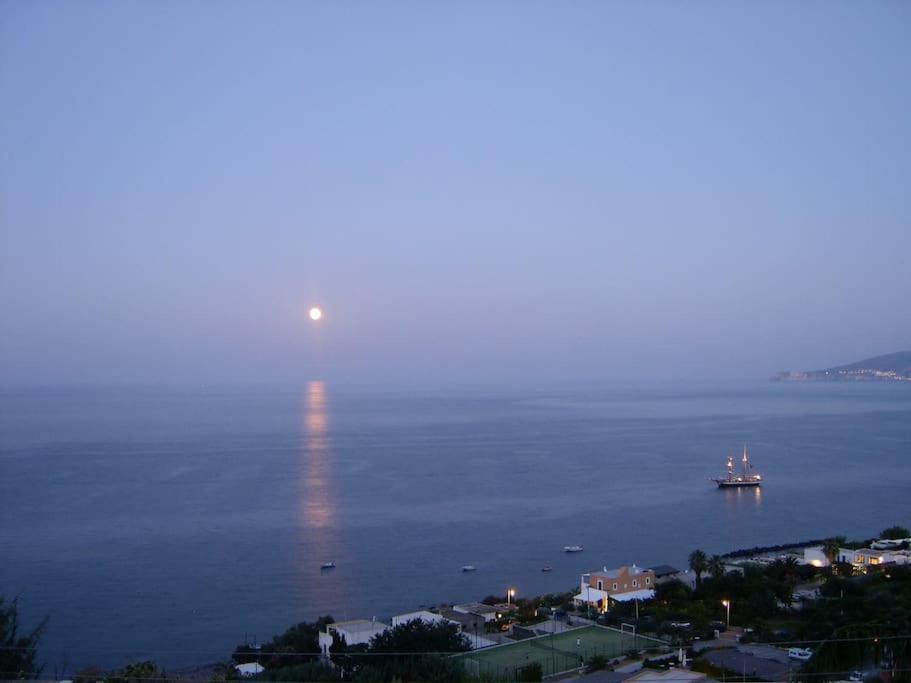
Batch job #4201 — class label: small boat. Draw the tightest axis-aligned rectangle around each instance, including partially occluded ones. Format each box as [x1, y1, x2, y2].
[541, 565, 553, 572]
[461, 565, 477, 572]
[563, 545, 584, 553]
[321, 561, 336, 569]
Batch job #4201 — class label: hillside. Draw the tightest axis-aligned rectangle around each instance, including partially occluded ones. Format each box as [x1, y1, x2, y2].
[774, 350, 911, 382]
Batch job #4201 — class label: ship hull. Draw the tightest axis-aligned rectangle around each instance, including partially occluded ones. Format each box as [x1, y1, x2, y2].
[714, 479, 761, 488]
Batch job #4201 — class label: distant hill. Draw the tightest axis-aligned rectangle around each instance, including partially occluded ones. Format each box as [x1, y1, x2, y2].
[774, 351, 911, 382]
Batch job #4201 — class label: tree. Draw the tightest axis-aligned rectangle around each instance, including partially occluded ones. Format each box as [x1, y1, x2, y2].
[106, 661, 167, 683]
[0, 596, 47, 679]
[708, 555, 725, 581]
[368, 620, 470, 658]
[233, 616, 334, 669]
[822, 538, 842, 568]
[688, 550, 708, 587]
[881, 526, 910, 540]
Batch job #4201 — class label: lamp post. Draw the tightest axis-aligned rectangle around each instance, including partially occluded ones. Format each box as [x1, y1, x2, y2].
[551, 609, 556, 674]
[721, 599, 731, 628]
[507, 588, 516, 605]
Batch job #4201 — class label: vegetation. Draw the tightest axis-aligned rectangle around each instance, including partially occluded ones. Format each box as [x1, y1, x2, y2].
[250, 619, 470, 683]
[881, 525, 910, 540]
[106, 661, 168, 683]
[586, 653, 608, 671]
[707, 554, 725, 581]
[367, 620, 470, 659]
[232, 616, 334, 669]
[822, 537, 843, 567]
[515, 661, 542, 682]
[596, 543, 911, 681]
[687, 550, 708, 587]
[0, 596, 47, 680]
[793, 566, 911, 681]
[601, 556, 814, 640]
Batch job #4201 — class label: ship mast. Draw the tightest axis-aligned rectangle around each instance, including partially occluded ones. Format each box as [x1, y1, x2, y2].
[742, 443, 749, 476]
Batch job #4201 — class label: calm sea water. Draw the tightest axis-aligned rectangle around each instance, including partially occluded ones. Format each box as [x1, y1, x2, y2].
[2, 381, 910, 671]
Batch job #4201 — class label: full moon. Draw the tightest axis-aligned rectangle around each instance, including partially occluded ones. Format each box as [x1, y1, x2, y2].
[309, 307, 323, 321]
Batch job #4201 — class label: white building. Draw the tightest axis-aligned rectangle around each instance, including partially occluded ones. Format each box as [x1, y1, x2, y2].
[803, 546, 829, 567]
[234, 663, 264, 677]
[839, 547, 911, 568]
[318, 619, 390, 655]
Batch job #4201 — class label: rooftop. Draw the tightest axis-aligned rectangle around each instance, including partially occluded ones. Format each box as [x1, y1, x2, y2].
[587, 564, 653, 580]
[454, 602, 499, 615]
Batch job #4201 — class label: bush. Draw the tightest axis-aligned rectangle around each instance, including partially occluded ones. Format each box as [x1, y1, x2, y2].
[107, 661, 167, 683]
[587, 654, 608, 671]
[516, 662, 543, 682]
[0, 596, 47, 679]
[256, 662, 340, 682]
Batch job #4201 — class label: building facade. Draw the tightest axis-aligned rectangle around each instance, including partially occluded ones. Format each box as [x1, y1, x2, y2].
[574, 564, 656, 611]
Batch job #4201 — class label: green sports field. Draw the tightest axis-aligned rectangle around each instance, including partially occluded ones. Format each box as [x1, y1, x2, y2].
[457, 624, 665, 679]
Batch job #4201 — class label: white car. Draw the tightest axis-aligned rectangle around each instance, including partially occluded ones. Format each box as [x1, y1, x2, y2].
[788, 647, 813, 661]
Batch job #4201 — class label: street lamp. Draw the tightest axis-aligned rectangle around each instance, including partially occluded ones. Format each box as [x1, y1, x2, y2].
[721, 599, 731, 628]
[507, 588, 516, 605]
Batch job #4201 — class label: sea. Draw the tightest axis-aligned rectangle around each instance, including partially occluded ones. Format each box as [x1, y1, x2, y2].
[2, 380, 910, 672]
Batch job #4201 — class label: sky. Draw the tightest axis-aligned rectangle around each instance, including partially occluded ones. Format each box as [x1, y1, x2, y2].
[1, 1, 909, 385]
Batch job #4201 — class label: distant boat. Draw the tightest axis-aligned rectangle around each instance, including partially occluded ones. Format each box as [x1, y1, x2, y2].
[461, 565, 477, 572]
[712, 444, 763, 488]
[563, 545, 583, 553]
[542, 565, 553, 572]
[321, 561, 336, 569]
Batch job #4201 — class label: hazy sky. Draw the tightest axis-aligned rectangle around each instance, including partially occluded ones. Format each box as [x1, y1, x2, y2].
[2, 1, 909, 384]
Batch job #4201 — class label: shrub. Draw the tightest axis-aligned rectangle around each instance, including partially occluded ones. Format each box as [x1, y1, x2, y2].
[587, 654, 608, 671]
[516, 662, 543, 682]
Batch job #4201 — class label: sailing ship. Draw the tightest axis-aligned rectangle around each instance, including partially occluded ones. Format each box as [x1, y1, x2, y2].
[712, 445, 762, 488]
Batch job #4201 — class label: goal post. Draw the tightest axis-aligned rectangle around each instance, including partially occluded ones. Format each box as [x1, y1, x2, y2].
[620, 623, 636, 653]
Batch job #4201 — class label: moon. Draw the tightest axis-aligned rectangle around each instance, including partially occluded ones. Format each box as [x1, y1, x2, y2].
[309, 306, 323, 321]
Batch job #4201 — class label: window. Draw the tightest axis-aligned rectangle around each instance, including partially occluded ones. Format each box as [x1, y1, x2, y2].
[632, 579, 638, 588]
[612, 583, 618, 590]
[645, 577, 651, 585]
[597, 580, 603, 590]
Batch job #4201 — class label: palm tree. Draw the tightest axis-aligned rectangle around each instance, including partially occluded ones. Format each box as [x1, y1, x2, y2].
[708, 554, 725, 581]
[822, 538, 841, 570]
[783, 555, 799, 572]
[689, 549, 708, 587]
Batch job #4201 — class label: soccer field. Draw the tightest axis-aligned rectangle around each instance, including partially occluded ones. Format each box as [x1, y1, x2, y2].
[457, 624, 665, 679]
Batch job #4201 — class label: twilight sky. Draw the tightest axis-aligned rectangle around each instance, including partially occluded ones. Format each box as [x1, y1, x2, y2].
[1, 1, 909, 384]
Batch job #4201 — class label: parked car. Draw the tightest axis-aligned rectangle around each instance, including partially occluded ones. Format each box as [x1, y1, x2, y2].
[788, 647, 813, 661]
